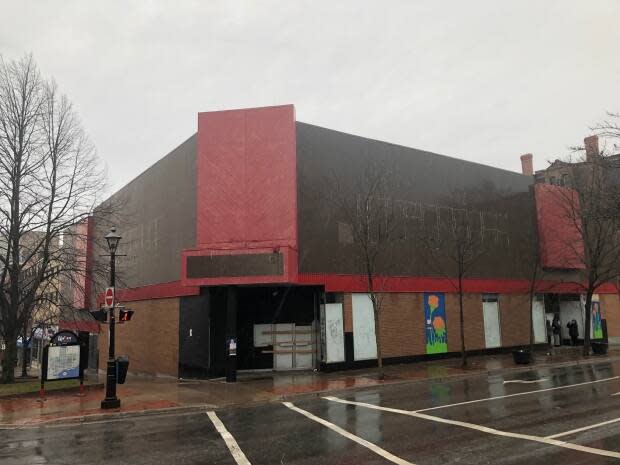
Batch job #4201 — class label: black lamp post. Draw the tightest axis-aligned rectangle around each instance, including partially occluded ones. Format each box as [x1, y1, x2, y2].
[101, 227, 121, 409]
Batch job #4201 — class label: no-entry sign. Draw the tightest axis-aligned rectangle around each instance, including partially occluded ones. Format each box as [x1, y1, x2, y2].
[104, 287, 114, 308]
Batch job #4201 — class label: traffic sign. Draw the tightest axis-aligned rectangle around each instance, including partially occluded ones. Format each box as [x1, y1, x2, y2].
[104, 287, 115, 308]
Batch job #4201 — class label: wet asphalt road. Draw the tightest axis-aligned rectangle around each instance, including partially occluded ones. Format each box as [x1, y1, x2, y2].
[3, 360, 620, 465]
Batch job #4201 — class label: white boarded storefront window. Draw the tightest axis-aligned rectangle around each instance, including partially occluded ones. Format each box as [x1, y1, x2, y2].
[352, 294, 378, 361]
[482, 294, 502, 348]
[532, 296, 546, 344]
[321, 303, 345, 363]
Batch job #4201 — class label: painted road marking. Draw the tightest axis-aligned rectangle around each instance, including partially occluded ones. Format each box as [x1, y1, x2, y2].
[283, 401, 415, 465]
[416, 375, 619, 412]
[503, 378, 548, 385]
[611, 391, 620, 396]
[546, 417, 620, 439]
[206, 411, 251, 465]
[324, 396, 620, 459]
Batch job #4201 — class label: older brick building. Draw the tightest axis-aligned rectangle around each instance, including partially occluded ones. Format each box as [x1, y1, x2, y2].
[85, 104, 620, 378]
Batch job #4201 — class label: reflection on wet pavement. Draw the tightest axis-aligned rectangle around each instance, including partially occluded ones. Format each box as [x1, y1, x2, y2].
[2, 360, 620, 464]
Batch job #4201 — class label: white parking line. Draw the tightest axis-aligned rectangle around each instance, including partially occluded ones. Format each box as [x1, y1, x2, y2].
[416, 376, 619, 412]
[207, 411, 251, 465]
[546, 417, 620, 439]
[283, 401, 415, 465]
[503, 378, 548, 385]
[324, 396, 620, 459]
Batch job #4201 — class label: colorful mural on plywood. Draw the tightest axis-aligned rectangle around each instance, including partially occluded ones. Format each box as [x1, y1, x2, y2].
[424, 293, 447, 354]
[592, 299, 603, 339]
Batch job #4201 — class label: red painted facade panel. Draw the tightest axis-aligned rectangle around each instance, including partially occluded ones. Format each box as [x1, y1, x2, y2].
[244, 106, 297, 246]
[188, 104, 298, 285]
[196, 105, 297, 249]
[197, 110, 246, 245]
[534, 184, 585, 269]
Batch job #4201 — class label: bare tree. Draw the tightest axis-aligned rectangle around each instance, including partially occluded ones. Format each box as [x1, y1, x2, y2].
[0, 55, 107, 383]
[331, 159, 401, 379]
[522, 188, 545, 353]
[414, 187, 511, 367]
[593, 112, 620, 150]
[551, 150, 620, 356]
[526, 250, 543, 353]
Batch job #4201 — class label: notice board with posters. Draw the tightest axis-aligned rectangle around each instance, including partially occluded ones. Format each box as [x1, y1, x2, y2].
[424, 293, 448, 354]
[46, 345, 80, 380]
[42, 330, 81, 382]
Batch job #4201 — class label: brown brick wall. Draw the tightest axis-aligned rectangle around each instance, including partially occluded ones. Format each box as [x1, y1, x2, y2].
[499, 294, 530, 347]
[98, 297, 180, 377]
[343, 293, 353, 333]
[445, 293, 485, 351]
[346, 292, 492, 358]
[376, 293, 425, 358]
[601, 294, 620, 339]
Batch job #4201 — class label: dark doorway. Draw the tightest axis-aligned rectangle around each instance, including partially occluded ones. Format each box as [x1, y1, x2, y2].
[208, 285, 320, 373]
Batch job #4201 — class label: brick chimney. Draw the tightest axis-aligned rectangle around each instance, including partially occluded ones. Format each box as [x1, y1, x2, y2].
[584, 135, 599, 162]
[520, 153, 533, 176]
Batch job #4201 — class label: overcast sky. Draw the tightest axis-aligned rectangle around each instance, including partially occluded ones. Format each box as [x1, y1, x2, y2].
[1, 1, 619, 193]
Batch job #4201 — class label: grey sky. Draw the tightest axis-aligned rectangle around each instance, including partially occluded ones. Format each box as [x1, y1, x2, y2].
[1, 1, 619, 193]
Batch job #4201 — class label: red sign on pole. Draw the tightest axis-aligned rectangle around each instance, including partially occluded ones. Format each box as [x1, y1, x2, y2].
[104, 287, 114, 308]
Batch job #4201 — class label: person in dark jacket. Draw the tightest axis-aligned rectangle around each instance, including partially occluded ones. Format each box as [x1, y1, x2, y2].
[552, 315, 562, 346]
[567, 319, 579, 346]
[545, 319, 553, 355]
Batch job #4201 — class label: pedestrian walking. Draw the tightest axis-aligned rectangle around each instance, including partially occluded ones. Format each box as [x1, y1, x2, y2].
[552, 315, 562, 346]
[545, 319, 554, 355]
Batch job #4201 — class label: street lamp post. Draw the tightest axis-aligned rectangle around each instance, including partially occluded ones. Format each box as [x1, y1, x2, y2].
[101, 227, 122, 410]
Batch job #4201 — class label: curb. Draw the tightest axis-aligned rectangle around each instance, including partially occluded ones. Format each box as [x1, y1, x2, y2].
[0, 403, 214, 429]
[2, 354, 619, 428]
[0, 383, 104, 400]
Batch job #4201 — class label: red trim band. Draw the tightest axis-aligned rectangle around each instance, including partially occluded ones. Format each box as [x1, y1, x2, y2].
[96, 281, 200, 305]
[97, 275, 617, 304]
[297, 273, 619, 294]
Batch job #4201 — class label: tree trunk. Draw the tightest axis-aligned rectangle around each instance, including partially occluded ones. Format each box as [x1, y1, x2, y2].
[458, 276, 467, 368]
[583, 290, 593, 357]
[528, 286, 536, 353]
[1, 336, 17, 383]
[371, 294, 384, 380]
[20, 333, 28, 378]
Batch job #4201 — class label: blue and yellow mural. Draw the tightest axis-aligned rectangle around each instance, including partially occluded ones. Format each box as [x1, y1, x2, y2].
[592, 299, 603, 339]
[424, 293, 448, 354]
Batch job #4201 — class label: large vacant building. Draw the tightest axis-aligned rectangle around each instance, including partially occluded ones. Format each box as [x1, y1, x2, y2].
[80, 104, 619, 378]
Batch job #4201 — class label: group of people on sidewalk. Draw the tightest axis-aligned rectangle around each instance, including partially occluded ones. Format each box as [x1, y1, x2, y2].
[546, 316, 580, 347]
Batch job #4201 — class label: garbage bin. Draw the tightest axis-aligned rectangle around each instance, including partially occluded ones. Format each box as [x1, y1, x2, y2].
[591, 341, 608, 355]
[116, 356, 129, 384]
[512, 348, 533, 365]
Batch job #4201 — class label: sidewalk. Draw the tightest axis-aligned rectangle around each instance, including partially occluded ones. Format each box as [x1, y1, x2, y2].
[1, 347, 618, 427]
